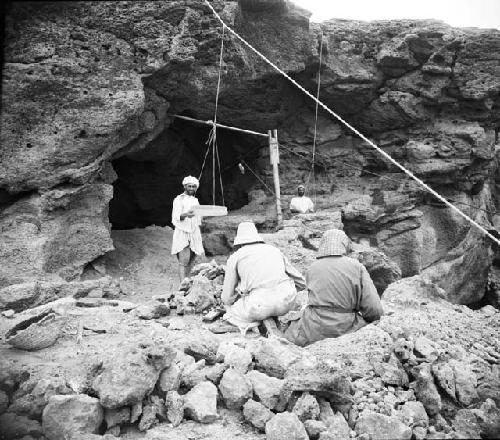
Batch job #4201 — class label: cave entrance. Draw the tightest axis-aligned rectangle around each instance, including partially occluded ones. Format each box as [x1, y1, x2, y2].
[109, 113, 266, 229]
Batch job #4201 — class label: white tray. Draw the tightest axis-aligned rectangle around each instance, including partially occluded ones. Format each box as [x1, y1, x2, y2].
[193, 205, 228, 217]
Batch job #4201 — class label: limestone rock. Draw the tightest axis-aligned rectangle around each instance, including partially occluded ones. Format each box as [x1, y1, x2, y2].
[253, 338, 302, 379]
[134, 301, 170, 320]
[323, 411, 351, 439]
[355, 411, 412, 440]
[414, 363, 441, 416]
[165, 390, 184, 427]
[303, 419, 328, 439]
[382, 276, 447, 307]
[0, 186, 114, 288]
[242, 399, 273, 431]
[246, 370, 284, 410]
[158, 364, 181, 393]
[350, 247, 402, 294]
[0, 277, 120, 312]
[181, 276, 215, 314]
[452, 409, 482, 439]
[183, 381, 218, 423]
[398, 401, 429, 427]
[92, 341, 175, 408]
[432, 360, 478, 406]
[224, 345, 253, 373]
[473, 398, 500, 439]
[203, 363, 228, 385]
[8, 376, 72, 419]
[265, 412, 309, 440]
[218, 368, 253, 410]
[284, 358, 353, 406]
[42, 394, 103, 440]
[292, 393, 320, 422]
[184, 335, 220, 365]
[104, 407, 130, 429]
[0, 412, 43, 439]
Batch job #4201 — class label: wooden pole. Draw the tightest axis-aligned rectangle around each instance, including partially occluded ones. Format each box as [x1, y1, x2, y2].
[268, 129, 283, 229]
[172, 114, 268, 138]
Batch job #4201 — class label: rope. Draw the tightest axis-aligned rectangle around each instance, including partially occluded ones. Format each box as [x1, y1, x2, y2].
[199, 22, 226, 205]
[240, 159, 275, 195]
[306, 33, 323, 204]
[202, 0, 500, 247]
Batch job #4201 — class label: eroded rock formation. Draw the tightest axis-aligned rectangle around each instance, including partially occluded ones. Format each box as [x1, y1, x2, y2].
[1, 0, 500, 304]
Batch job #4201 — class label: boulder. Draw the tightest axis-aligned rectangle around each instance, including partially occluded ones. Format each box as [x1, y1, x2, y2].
[242, 399, 274, 431]
[292, 393, 320, 422]
[218, 368, 253, 410]
[265, 412, 309, 440]
[92, 341, 175, 408]
[473, 398, 500, 439]
[165, 390, 184, 427]
[0, 186, 114, 289]
[246, 370, 284, 410]
[382, 276, 447, 307]
[350, 247, 402, 294]
[0, 412, 43, 439]
[183, 381, 218, 423]
[355, 411, 412, 440]
[42, 394, 103, 440]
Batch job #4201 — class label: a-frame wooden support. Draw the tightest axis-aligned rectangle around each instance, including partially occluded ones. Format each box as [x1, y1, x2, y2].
[172, 114, 283, 228]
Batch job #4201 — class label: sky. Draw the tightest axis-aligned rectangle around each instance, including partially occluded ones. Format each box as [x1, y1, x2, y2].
[291, 0, 500, 30]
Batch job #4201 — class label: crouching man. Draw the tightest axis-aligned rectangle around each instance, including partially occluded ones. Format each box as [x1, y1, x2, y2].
[285, 229, 383, 346]
[210, 221, 306, 334]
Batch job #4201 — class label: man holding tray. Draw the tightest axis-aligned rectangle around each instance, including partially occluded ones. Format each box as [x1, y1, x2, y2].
[171, 175, 204, 282]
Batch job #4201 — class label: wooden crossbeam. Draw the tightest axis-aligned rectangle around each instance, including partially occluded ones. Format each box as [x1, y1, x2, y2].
[172, 114, 268, 138]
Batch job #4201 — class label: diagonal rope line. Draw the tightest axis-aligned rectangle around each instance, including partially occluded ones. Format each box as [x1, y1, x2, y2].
[241, 159, 275, 195]
[203, 0, 500, 246]
[215, 140, 225, 206]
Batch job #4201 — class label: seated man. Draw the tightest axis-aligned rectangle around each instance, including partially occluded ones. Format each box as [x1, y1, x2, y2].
[289, 184, 314, 214]
[285, 229, 383, 346]
[210, 222, 306, 334]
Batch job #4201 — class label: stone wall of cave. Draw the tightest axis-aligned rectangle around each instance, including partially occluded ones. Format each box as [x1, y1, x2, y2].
[108, 114, 267, 229]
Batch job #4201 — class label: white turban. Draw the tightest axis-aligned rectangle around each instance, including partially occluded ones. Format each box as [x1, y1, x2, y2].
[182, 175, 199, 187]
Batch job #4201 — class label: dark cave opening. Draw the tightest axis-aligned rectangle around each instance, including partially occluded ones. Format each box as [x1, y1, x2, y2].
[108, 114, 265, 229]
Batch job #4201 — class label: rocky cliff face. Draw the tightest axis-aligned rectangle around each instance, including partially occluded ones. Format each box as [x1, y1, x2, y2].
[1, 1, 500, 304]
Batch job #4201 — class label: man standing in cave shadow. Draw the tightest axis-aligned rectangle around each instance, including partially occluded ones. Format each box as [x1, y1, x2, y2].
[171, 176, 204, 282]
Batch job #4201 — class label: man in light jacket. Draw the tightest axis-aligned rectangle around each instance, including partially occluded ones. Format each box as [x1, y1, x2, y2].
[171, 176, 204, 282]
[285, 229, 383, 346]
[210, 221, 306, 334]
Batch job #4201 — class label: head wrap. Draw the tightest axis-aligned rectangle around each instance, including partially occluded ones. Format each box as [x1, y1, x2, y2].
[317, 229, 351, 258]
[182, 176, 199, 187]
[298, 184, 305, 189]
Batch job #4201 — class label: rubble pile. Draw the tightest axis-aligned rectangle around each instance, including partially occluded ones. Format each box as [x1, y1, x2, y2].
[1, 275, 499, 440]
[168, 261, 225, 316]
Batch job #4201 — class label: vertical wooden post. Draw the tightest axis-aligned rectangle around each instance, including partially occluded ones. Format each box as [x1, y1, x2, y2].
[268, 129, 283, 229]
